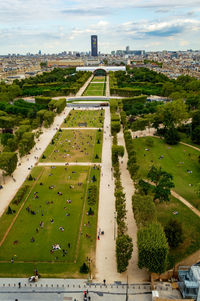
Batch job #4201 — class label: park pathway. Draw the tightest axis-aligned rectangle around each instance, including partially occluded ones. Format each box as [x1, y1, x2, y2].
[60, 127, 100, 130]
[171, 190, 200, 218]
[38, 162, 102, 166]
[117, 128, 149, 282]
[76, 75, 93, 97]
[130, 129, 200, 218]
[106, 74, 110, 97]
[95, 107, 118, 283]
[0, 107, 71, 217]
[180, 141, 200, 152]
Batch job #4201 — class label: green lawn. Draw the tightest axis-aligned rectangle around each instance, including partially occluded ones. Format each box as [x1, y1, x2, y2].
[156, 196, 200, 266]
[83, 82, 106, 96]
[0, 165, 100, 277]
[40, 129, 103, 163]
[133, 137, 200, 209]
[92, 76, 106, 82]
[62, 110, 104, 128]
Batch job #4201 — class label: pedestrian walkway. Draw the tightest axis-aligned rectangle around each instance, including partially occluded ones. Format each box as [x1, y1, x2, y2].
[60, 127, 101, 130]
[95, 107, 118, 283]
[38, 162, 102, 167]
[106, 74, 110, 97]
[0, 278, 152, 301]
[117, 129, 149, 282]
[76, 75, 93, 97]
[180, 141, 200, 152]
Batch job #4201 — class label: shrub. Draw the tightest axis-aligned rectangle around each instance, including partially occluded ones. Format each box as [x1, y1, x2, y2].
[164, 219, 183, 248]
[87, 185, 98, 206]
[12, 185, 29, 205]
[80, 262, 89, 274]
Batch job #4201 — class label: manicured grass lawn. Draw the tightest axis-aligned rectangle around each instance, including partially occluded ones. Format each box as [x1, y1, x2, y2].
[133, 137, 200, 209]
[156, 196, 200, 266]
[40, 129, 103, 163]
[0, 165, 100, 277]
[62, 109, 104, 128]
[84, 83, 106, 96]
[92, 76, 106, 82]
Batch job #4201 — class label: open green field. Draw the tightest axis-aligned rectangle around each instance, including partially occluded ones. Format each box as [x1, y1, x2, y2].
[156, 196, 200, 266]
[92, 76, 106, 82]
[133, 137, 200, 209]
[40, 129, 103, 163]
[83, 82, 106, 96]
[62, 109, 104, 128]
[0, 165, 100, 277]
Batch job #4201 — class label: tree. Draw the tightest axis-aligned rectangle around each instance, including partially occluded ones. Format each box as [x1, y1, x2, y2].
[19, 132, 35, 157]
[164, 125, 180, 145]
[111, 121, 120, 135]
[1, 133, 14, 146]
[0, 116, 15, 129]
[154, 99, 188, 135]
[138, 223, 169, 274]
[191, 125, 200, 144]
[164, 219, 183, 248]
[112, 145, 125, 164]
[80, 262, 89, 274]
[132, 193, 157, 228]
[116, 234, 133, 273]
[147, 166, 174, 202]
[0, 152, 18, 176]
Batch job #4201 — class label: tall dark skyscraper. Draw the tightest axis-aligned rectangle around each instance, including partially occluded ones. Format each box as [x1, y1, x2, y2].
[91, 35, 98, 56]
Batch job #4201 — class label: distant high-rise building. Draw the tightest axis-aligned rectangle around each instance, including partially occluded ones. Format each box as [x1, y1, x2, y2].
[91, 35, 98, 57]
[38, 50, 41, 55]
[126, 46, 130, 53]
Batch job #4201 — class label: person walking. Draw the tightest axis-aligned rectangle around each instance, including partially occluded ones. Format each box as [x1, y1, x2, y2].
[18, 282, 21, 288]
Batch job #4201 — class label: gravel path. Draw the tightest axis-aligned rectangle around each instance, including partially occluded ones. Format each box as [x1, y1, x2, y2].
[38, 162, 102, 166]
[117, 129, 149, 282]
[95, 107, 118, 283]
[76, 75, 93, 97]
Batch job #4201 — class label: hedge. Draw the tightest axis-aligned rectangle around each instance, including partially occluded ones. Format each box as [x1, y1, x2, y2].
[132, 193, 157, 228]
[87, 184, 98, 206]
[138, 223, 169, 274]
[110, 87, 141, 97]
[35, 96, 52, 105]
[12, 185, 29, 205]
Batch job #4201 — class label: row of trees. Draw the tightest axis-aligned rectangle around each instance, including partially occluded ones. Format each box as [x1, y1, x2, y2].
[110, 68, 200, 101]
[120, 109, 183, 274]
[111, 104, 133, 273]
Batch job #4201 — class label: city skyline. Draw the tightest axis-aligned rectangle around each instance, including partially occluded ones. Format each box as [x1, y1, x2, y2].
[0, 0, 200, 54]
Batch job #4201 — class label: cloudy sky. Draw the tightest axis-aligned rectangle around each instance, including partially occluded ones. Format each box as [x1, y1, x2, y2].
[0, 0, 200, 54]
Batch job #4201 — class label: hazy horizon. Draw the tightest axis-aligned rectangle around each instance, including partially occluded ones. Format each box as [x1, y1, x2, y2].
[0, 0, 200, 55]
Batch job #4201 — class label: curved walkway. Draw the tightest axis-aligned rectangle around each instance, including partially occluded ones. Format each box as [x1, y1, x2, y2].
[117, 129, 149, 282]
[180, 141, 200, 152]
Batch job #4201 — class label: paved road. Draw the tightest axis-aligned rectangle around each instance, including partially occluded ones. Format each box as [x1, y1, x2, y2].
[0, 278, 152, 301]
